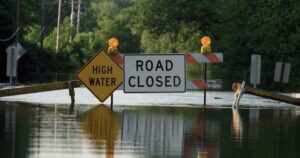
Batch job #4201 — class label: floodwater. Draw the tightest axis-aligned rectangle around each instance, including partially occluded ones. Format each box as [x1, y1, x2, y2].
[0, 100, 300, 158]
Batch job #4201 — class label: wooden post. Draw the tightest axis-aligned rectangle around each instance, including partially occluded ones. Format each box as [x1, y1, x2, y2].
[232, 83, 300, 106]
[232, 81, 245, 108]
[16, 0, 19, 43]
[76, 0, 81, 34]
[41, 0, 45, 49]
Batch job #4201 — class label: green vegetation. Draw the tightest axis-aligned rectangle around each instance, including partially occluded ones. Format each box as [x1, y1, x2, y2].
[1, 0, 300, 91]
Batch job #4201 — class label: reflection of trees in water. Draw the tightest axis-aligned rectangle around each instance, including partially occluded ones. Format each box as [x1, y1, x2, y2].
[183, 110, 219, 158]
[0, 102, 33, 158]
[80, 104, 120, 158]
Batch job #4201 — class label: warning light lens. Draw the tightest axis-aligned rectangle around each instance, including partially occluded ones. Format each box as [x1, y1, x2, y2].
[108, 38, 119, 48]
[201, 36, 211, 47]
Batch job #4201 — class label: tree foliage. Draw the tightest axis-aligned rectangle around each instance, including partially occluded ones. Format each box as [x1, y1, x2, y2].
[1, 0, 300, 91]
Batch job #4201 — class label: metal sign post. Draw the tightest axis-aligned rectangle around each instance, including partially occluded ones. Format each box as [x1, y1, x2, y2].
[203, 63, 207, 107]
[111, 94, 113, 110]
[9, 47, 15, 86]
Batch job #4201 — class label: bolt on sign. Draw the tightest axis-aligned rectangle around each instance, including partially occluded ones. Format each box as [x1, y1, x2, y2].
[76, 49, 123, 102]
[124, 54, 186, 93]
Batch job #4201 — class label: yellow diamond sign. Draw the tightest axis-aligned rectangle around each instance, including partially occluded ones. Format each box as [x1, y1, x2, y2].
[76, 49, 123, 102]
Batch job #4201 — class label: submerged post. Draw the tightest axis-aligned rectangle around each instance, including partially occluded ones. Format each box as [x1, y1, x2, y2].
[111, 94, 113, 110]
[232, 81, 245, 108]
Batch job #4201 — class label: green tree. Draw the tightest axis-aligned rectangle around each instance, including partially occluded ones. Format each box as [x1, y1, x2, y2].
[131, 0, 216, 53]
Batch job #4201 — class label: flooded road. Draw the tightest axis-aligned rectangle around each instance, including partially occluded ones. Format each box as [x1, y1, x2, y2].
[0, 102, 300, 158]
[0, 88, 297, 107]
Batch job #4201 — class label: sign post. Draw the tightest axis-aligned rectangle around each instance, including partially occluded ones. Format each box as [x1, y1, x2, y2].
[203, 63, 207, 106]
[107, 37, 120, 108]
[250, 54, 261, 88]
[76, 49, 123, 107]
[200, 36, 212, 107]
[123, 54, 186, 93]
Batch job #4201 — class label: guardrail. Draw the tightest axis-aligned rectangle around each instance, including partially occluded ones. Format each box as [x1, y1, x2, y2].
[0, 80, 80, 104]
[0, 79, 221, 97]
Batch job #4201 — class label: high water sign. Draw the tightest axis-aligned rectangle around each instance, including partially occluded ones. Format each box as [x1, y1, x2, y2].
[76, 49, 123, 102]
[124, 54, 186, 93]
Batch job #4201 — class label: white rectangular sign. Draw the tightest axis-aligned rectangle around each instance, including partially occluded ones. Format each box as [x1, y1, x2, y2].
[124, 54, 186, 93]
[250, 54, 261, 86]
[274, 62, 291, 83]
[274, 62, 283, 82]
[282, 63, 291, 83]
[5, 43, 26, 77]
[6, 47, 18, 77]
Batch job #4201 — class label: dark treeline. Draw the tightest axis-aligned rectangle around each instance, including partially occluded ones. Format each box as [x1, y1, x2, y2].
[0, 0, 300, 91]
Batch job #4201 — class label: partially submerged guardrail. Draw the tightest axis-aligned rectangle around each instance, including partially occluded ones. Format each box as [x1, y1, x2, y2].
[232, 82, 300, 107]
[0, 79, 221, 97]
[0, 80, 80, 104]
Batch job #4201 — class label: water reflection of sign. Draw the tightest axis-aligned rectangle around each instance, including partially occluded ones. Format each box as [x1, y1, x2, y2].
[80, 105, 120, 157]
[76, 50, 123, 102]
[122, 111, 184, 156]
[124, 54, 186, 93]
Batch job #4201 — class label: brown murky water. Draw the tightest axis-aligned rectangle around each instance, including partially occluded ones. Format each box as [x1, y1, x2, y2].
[0, 102, 300, 158]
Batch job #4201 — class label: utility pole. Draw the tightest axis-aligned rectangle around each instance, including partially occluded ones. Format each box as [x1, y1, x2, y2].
[41, 0, 45, 49]
[71, 0, 74, 27]
[14, 0, 20, 85]
[16, 0, 19, 44]
[69, 0, 74, 43]
[56, 0, 62, 53]
[76, 0, 81, 34]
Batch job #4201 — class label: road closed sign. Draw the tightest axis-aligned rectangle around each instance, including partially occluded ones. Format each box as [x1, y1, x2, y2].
[124, 54, 186, 93]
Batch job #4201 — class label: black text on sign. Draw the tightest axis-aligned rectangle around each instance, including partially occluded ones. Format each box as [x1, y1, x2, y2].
[124, 54, 186, 93]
